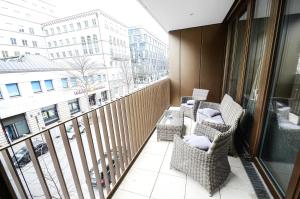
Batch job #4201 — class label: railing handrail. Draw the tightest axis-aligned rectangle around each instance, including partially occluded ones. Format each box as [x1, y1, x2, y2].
[0, 77, 169, 151]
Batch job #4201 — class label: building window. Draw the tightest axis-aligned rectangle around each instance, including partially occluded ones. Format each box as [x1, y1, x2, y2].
[50, 53, 54, 58]
[70, 23, 74, 31]
[54, 41, 57, 47]
[87, 36, 93, 54]
[103, 74, 106, 81]
[75, 50, 79, 56]
[2, 51, 8, 58]
[68, 51, 73, 57]
[41, 105, 59, 125]
[10, 38, 17, 45]
[92, 19, 97, 26]
[31, 81, 42, 93]
[19, 29, 24, 32]
[50, 28, 54, 35]
[63, 25, 67, 32]
[68, 99, 80, 114]
[89, 94, 96, 106]
[77, 22, 81, 30]
[62, 51, 66, 57]
[48, 42, 51, 47]
[3, 114, 30, 141]
[59, 40, 63, 46]
[84, 20, 88, 28]
[70, 77, 77, 87]
[56, 52, 60, 58]
[81, 36, 88, 55]
[44, 80, 54, 91]
[0, 89, 3, 99]
[6, 83, 20, 97]
[56, 26, 61, 33]
[29, 27, 34, 34]
[61, 78, 69, 88]
[32, 41, 37, 47]
[66, 38, 70, 45]
[25, 52, 30, 55]
[44, 29, 49, 35]
[22, 40, 28, 46]
[93, 34, 99, 53]
[98, 75, 102, 82]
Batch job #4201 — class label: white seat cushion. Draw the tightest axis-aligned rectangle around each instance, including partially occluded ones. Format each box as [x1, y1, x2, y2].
[183, 134, 211, 150]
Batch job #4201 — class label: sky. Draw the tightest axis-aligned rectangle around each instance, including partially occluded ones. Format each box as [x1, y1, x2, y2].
[51, 0, 168, 44]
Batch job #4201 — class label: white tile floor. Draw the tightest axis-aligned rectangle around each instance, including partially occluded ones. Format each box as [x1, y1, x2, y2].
[112, 108, 264, 199]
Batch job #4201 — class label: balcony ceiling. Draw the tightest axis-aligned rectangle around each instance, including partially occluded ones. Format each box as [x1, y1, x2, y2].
[138, 0, 235, 31]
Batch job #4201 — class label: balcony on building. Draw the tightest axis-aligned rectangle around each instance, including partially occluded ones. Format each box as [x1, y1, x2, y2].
[0, 0, 300, 199]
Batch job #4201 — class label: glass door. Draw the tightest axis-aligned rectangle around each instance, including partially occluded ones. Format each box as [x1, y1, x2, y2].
[226, 10, 248, 99]
[259, 0, 300, 195]
[240, 0, 272, 146]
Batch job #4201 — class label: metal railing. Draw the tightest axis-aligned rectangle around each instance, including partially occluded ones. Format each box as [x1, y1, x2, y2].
[0, 78, 170, 199]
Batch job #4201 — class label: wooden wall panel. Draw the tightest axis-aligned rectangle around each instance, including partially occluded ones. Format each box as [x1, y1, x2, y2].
[180, 28, 201, 97]
[168, 23, 227, 105]
[168, 31, 181, 105]
[201, 24, 227, 102]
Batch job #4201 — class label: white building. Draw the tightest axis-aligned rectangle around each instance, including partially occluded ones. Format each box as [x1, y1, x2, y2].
[41, 10, 133, 99]
[129, 27, 167, 85]
[0, 55, 110, 145]
[0, 0, 56, 58]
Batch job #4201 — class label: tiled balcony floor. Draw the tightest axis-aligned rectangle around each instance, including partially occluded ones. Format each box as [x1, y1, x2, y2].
[112, 107, 267, 199]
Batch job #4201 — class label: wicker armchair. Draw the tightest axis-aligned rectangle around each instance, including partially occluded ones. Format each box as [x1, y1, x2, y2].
[180, 89, 209, 121]
[170, 122, 236, 195]
[196, 94, 243, 155]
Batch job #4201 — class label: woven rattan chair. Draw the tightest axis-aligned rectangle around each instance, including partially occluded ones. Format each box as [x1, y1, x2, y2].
[196, 94, 243, 155]
[170, 121, 238, 196]
[180, 89, 209, 121]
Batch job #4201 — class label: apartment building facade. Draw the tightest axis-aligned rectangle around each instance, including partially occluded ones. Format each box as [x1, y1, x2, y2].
[129, 27, 167, 85]
[0, 55, 109, 145]
[0, 0, 55, 58]
[41, 10, 132, 99]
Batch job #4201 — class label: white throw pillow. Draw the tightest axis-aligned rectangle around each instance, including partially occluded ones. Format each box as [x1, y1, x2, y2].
[198, 108, 220, 117]
[187, 100, 195, 105]
[183, 135, 211, 150]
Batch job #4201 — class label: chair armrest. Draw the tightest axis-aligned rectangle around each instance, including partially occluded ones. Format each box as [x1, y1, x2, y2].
[181, 96, 193, 104]
[201, 120, 230, 132]
[193, 123, 221, 141]
[198, 101, 220, 110]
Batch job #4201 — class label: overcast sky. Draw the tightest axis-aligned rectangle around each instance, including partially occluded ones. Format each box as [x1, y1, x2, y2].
[52, 0, 168, 44]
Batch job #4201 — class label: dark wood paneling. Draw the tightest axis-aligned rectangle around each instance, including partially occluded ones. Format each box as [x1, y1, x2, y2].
[180, 28, 201, 97]
[201, 24, 227, 102]
[169, 24, 227, 105]
[168, 31, 181, 105]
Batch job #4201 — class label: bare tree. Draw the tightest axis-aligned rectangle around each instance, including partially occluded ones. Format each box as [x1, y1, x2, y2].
[66, 56, 101, 110]
[120, 61, 133, 94]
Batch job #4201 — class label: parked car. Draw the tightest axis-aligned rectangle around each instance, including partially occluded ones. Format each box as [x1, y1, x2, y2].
[12, 140, 48, 168]
[89, 159, 115, 187]
[66, 123, 85, 139]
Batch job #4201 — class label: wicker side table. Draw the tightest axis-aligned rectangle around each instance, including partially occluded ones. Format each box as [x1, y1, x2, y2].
[156, 110, 184, 141]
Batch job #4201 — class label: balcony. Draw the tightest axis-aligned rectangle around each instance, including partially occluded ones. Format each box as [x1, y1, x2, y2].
[0, 78, 268, 199]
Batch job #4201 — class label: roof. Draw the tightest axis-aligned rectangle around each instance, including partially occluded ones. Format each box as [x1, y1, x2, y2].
[42, 9, 127, 28]
[0, 55, 67, 73]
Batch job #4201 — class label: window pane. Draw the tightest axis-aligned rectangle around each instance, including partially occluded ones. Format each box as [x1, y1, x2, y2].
[45, 80, 54, 90]
[226, 11, 248, 99]
[240, 0, 272, 144]
[6, 83, 20, 96]
[31, 81, 42, 93]
[259, 0, 300, 195]
[61, 78, 69, 88]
